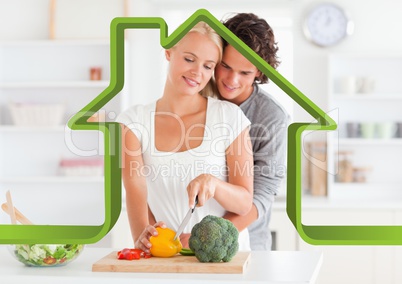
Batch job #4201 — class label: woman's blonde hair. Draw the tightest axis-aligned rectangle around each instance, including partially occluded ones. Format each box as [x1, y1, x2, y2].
[175, 21, 223, 98]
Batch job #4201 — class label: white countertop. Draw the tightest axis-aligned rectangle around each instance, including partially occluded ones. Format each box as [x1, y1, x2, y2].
[0, 246, 323, 284]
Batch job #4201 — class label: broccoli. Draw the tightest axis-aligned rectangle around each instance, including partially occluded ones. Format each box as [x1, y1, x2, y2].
[188, 215, 239, 263]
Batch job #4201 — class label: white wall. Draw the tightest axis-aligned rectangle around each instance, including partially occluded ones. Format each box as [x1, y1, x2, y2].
[291, 0, 402, 122]
[2, 0, 402, 123]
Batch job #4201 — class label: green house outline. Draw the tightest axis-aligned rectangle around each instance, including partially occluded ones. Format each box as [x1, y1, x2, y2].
[1, 9, 396, 245]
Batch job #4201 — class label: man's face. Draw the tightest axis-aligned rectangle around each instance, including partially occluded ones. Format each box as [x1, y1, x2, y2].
[215, 45, 260, 105]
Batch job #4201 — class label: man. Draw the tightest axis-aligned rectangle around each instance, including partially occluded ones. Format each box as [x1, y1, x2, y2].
[216, 13, 289, 250]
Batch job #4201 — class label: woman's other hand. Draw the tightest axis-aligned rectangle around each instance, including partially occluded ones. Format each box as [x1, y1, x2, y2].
[186, 173, 217, 208]
[134, 221, 166, 253]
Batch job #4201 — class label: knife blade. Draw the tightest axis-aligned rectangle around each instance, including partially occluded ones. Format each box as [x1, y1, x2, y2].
[173, 196, 198, 240]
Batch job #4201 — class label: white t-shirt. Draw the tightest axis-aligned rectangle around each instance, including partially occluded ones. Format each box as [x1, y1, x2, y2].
[117, 97, 251, 250]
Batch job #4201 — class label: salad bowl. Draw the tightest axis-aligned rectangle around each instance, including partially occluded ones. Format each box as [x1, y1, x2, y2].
[9, 244, 84, 267]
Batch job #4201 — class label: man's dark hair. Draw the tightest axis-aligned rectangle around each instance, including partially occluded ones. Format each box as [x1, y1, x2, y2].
[223, 13, 280, 84]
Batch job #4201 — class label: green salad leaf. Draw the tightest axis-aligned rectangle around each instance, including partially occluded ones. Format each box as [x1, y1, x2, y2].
[12, 244, 84, 266]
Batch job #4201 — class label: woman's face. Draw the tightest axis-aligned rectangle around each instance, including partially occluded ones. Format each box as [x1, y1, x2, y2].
[165, 31, 220, 97]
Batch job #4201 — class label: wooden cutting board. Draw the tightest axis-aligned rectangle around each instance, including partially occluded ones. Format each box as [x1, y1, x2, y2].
[92, 251, 250, 274]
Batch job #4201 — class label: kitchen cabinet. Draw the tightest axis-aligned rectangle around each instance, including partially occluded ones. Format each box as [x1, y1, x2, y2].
[393, 211, 402, 283]
[270, 204, 298, 250]
[299, 208, 394, 284]
[0, 40, 126, 228]
[270, 200, 402, 284]
[327, 53, 402, 199]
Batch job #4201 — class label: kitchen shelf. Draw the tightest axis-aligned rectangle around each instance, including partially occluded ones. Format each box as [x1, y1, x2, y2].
[0, 176, 104, 183]
[327, 53, 402, 199]
[0, 125, 66, 132]
[0, 126, 105, 133]
[336, 138, 402, 146]
[333, 181, 402, 188]
[0, 40, 110, 83]
[0, 80, 109, 89]
[0, 39, 110, 47]
[333, 93, 402, 100]
[0, 39, 122, 188]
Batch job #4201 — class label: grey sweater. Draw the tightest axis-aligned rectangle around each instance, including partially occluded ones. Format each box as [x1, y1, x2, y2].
[240, 84, 289, 250]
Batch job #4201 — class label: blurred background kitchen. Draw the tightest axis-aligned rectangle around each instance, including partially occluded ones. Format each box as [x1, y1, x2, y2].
[1, 0, 402, 283]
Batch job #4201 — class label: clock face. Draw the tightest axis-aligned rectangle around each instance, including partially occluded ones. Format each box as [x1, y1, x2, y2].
[304, 3, 353, 47]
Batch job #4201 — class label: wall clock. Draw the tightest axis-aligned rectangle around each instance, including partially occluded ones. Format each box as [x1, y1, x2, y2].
[303, 2, 354, 47]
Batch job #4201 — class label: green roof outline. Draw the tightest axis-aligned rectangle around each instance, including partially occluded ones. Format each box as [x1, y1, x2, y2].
[2, 9, 397, 245]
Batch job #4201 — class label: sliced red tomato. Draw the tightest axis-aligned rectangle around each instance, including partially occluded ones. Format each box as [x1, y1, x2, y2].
[116, 248, 149, 260]
[117, 251, 126, 259]
[43, 256, 57, 265]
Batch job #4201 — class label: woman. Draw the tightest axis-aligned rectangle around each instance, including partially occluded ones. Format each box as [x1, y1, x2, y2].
[117, 21, 253, 252]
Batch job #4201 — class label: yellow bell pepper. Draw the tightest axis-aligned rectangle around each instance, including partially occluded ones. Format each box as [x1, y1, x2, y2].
[150, 227, 182, 257]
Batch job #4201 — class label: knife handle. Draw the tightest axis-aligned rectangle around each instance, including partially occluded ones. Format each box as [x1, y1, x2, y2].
[191, 196, 198, 212]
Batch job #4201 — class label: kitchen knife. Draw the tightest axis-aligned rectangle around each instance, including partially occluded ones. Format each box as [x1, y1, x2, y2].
[173, 196, 198, 241]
